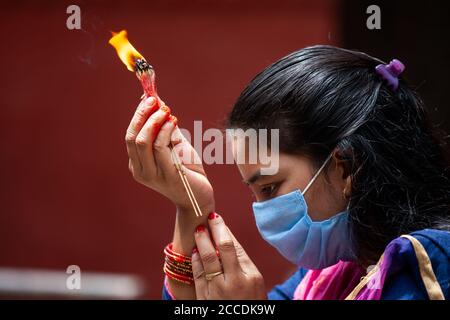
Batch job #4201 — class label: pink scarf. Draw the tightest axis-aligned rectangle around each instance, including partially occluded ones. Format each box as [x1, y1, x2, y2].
[293, 261, 366, 300]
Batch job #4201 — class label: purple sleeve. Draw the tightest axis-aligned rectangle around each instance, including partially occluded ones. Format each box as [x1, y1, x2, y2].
[268, 268, 308, 300]
[162, 276, 176, 300]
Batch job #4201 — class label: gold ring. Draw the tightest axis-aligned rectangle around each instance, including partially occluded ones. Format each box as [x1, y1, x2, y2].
[205, 271, 223, 281]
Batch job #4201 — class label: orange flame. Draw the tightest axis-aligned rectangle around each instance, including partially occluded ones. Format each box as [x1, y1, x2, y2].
[108, 30, 144, 72]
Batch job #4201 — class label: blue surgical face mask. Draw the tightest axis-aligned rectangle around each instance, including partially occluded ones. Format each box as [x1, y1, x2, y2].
[252, 154, 355, 269]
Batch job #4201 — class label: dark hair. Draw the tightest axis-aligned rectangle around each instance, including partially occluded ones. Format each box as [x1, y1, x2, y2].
[228, 45, 450, 266]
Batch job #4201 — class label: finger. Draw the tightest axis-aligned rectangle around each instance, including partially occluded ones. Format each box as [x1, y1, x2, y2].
[128, 159, 135, 176]
[207, 212, 240, 276]
[171, 129, 203, 168]
[194, 225, 224, 281]
[170, 125, 186, 146]
[125, 96, 158, 173]
[135, 106, 171, 174]
[226, 226, 260, 276]
[128, 97, 156, 136]
[191, 247, 207, 300]
[153, 115, 177, 171]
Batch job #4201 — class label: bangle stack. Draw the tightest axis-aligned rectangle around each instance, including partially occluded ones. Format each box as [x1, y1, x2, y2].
[163, 243, 194, 285]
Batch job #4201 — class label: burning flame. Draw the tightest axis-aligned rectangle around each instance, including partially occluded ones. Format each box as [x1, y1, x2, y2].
[108, 30, 144, 72]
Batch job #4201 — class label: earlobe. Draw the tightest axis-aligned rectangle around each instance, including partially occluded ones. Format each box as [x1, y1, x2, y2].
[343, 176, 352, 200]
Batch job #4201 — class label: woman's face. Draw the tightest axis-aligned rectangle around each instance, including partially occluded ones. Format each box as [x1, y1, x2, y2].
[234, 143, 350, 221]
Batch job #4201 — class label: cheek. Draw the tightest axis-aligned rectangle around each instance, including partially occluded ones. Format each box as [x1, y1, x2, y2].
[303, 184, 347, 221]
[278, 175, 307, 195]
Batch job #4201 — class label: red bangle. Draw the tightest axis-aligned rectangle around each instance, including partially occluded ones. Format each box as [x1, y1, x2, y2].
[163, 243, 194, 285]
[164, 243, 192, 263]
[164, 258, 193, 274]
[163, 263, 194, 285]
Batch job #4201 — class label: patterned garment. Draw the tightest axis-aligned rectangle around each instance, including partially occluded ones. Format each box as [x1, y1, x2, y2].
[288, 229, 449, 300]
[163, 229, 450, 300]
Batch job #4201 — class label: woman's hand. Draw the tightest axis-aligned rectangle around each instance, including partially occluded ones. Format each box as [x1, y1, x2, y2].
[192, 212, 267, 300]
[125, 96, 215, 215]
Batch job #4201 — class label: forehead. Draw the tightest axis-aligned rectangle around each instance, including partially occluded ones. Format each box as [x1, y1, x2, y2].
[237, 152, 310, 183]
[230, 135, 262, 178]
[237, 163, 260, 181]
[228, 128, 282, 176]
[229, 129, 267, 158]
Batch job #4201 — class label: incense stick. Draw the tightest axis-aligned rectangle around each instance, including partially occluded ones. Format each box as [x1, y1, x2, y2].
[170, 145, 203, 217]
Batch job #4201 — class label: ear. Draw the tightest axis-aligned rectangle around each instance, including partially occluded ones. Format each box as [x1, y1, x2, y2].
[332, 149, 351, 177]
[331, 149, 352, 198]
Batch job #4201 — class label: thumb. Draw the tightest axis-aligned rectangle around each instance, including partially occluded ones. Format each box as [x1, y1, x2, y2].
[226, 227, 260, 276]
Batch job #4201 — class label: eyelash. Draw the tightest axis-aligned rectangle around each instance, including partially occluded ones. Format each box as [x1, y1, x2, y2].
[260, 184, 278, 197]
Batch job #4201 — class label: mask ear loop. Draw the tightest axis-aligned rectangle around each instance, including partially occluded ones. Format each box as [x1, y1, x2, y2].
[301, 153, 333, 196]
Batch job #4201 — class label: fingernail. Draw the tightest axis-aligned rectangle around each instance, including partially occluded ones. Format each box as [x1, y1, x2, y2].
[208, 212, 220, 220]
[192, 247, 198, 254]
[145, 96, 155, 105]
[195, 225, 205, 233]
[160, 105, 171, 114]
[169, 115, 178, 126]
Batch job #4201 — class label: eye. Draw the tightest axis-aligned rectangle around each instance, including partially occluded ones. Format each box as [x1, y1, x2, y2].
[260, 184, 278, 198]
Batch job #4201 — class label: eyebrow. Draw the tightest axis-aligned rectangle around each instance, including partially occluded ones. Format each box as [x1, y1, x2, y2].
[242, 170, 261, 185]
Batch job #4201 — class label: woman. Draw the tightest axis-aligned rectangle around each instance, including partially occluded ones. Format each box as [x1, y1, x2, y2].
[125, 45, 450, 300]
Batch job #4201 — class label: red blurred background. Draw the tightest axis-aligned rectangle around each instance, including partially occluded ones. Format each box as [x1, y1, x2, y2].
[2, 0, 449, 299]
[0, 0, 339, 298]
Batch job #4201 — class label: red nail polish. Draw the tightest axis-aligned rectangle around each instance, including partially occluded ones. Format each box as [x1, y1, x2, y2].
[208, 212, 220, 220]
[192, 247, 198, 254]
[169, 115, 178, 126]
[160, 105, 171, 114]
[196, 225, 205, 233]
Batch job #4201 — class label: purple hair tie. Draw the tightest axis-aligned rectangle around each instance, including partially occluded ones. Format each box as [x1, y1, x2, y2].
[375, 59, 405, 91]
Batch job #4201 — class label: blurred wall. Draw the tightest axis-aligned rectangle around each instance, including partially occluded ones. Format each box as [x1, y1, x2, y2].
[0, 0, 339, 298]
[341, 0, 450, 132]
